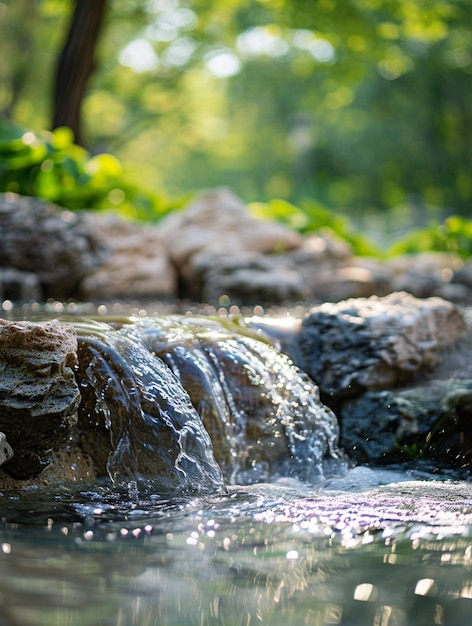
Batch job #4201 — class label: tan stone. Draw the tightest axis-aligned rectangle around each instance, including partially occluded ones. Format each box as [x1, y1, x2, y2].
[80, 213, 177, 299]
[0, 319, 80, 479]
[157, 188, 302, 287]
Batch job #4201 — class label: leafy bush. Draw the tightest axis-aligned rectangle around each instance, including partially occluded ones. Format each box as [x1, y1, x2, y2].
[0, 117, 181, 220]
[389, 216, 472, 258]
[3, 118, 471, 260]
[248, 197, 383, 256]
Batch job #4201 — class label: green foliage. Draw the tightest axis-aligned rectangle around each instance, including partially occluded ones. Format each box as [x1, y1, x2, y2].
[248, 197, 382, 256]
[2, 0, 472, 251]
[248, 196, 472, 260]
[0, 117, 183, 220]
[389, 215, 472, 258]
[3, 0, 472, 219]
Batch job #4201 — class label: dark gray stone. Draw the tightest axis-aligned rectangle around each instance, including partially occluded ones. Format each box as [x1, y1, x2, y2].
[297, 292, 467, 400]
[339, 379, 472, 470]
[0, 193, 107, 298]
[199, 252, 309, 305]
[0, 267, 42, 301]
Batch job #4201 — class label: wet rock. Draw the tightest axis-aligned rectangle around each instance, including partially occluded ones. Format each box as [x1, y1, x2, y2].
[339, 382, 447, 464]
[0, 193, 106, 298]
[156, 188, 302, 298]
[425, 382, 472, 469]
[339, 379, 472, 470]
[298, 292, 467, 400]
[0, 319, 80, 479]
[126, 315, 342, 484]
[80, 213, 177, 300]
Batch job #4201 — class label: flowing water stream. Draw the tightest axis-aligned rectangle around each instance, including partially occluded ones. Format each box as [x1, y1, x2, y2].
[0, 305, 471, 626]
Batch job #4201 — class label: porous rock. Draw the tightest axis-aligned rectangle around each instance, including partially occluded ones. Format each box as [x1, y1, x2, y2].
[0, 319, 80, 479]
[0, 193, 106, 298]
[298, 291, 468, 400]
[80, 213, 177, 299]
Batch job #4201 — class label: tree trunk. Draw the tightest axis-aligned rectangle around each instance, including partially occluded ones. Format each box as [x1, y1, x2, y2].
[52, 0, 108, 146]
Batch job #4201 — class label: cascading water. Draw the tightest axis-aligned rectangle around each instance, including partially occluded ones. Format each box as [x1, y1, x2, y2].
[74, 318, 227, 494]
[0, 312, 343, 491]
[117, 315, 342, 485]
[1, 309, 472, 626]
[41, 314, 340, 493]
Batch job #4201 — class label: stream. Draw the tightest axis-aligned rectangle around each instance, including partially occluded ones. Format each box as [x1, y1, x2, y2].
[0, 303, 471, 626]
[1, 478, 472, 626]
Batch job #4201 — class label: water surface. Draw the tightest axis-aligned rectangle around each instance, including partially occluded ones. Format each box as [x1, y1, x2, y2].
[1, 303, 472, 625]
[1, 477, 472, 626]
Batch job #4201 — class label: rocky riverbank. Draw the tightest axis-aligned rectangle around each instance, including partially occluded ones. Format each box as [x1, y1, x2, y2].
[1, 189, 471, 490]
[0, 290, 470, 490]
[1, 189, 472, 306]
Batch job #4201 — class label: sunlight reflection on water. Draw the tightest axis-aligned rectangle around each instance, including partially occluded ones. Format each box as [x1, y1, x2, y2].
[0, 481, 471, 626]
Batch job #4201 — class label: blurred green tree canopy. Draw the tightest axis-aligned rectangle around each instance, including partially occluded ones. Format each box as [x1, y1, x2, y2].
[0, 0, 471, 226]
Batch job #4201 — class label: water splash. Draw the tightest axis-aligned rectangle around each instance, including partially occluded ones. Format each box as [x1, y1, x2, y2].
[74, 319, 226, 495]
[119, 315, 342, 485]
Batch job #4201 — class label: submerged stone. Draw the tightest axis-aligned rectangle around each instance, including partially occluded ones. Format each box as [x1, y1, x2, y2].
[0, 319, 80, 479]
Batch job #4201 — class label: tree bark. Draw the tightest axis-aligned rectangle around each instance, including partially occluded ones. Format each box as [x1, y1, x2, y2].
[52, 0, 108, 146]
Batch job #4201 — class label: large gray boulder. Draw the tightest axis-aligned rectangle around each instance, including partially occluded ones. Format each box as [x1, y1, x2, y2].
[0, 319, 81, 479]
[199, 233, 353, 305]
[199, 252, 310, 304]
[0, 193, 106, 298]
[297, 291, 467, 399]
